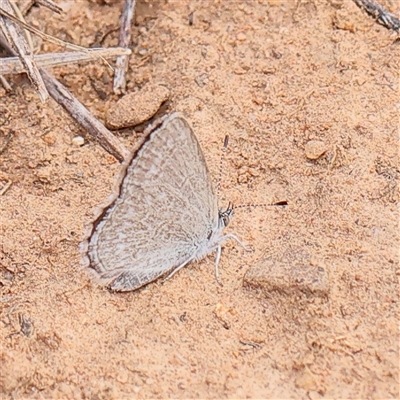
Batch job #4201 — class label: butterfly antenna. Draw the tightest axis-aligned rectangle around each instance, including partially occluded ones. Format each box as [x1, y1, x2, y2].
[216, 135, 229, 197]
[234, 201, 288, 211]
[214, 135, 288, 210]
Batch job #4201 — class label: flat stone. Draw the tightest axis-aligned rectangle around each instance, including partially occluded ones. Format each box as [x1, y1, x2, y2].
[105, 84, 170, 130]
[305, 140, 327, 160]
[243, 257, 330, 298]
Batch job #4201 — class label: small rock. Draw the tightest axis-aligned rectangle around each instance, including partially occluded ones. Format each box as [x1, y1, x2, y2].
[237, 32, 247, 41]
[42, 133, 56, 146]
[213, 303, 232, 329]
[195, 73, 208, 87]
[295, 370, 319, 392]
[305, 140, 327, 160]
[333, 9, 357, 33]
[71, 136, 85, 147]
[116, 370, 128, 384]
[243, 257, 329, 298]
[35, 167, 52, 184]
[106, 84, 170, 130]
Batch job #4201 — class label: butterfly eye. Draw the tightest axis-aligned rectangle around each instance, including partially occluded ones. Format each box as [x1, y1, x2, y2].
[218, 203, 234, 228]
[222, 214, 230, 227]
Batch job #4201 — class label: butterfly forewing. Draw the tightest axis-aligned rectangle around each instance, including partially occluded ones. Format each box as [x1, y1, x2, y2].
[85, 114, 219, 291]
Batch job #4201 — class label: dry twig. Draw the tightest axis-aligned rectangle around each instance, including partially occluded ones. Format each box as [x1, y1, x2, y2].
[19, 0, 62, 15]
[0, 131, 14, 154]
[113, 0, 136, 94]
[0, 47, 131, 75]
[0, 74, 12, 91]
[0, 180, 12, 196]
[352, 0, 400, 31]
[34, 0, 62, 14]
[9, 0, 34, 50]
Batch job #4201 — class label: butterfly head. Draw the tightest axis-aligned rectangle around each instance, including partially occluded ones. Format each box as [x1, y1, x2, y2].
[218, 202, 234, 228]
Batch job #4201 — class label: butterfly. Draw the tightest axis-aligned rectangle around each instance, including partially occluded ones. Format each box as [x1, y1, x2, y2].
[80, 113, 244, 291]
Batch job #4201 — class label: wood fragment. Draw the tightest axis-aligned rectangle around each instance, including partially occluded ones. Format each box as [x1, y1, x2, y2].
[35, 0, 63, 14]
[19, 0, 62, 15]
[113, 0, 136, 94]
[352, 0, 400, 31]
[239, 339, 262, 349]
[0, 74, 12, 91]
[0, 180, 12, 196]
[19, 0, 35, 16]
[0, 47, 131, 75]
[0, 131, 13, 154]
[9, 0, 34, 51]
[0, 0, 48, 101]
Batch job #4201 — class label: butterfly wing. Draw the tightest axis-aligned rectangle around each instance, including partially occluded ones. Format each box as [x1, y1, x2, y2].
[83, 113, 219, 291]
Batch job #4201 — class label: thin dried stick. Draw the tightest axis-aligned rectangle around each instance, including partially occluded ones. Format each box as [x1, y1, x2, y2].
[19, 0, 35, 16]
[0, 0, 48, 101]
[0, 131, 14, 154]
[35, 0, 63, 14]
[0, 47, 131, 75]
[352, 0, 400, 31]
[0, 180, 12, 196]
[9, 0, 34, 50]
[19, 0, 62, 16]
[0, 74, 12, 90]
[113, 0, 136, 94]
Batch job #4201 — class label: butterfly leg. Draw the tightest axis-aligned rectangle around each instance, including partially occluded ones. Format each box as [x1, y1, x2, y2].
[163, 256, 194, 282]
[221, 233, 250, 252]
[212, 234, 249, 286]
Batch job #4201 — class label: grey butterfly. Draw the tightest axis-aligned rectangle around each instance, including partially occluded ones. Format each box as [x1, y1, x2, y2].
[80, 113, 243, 291]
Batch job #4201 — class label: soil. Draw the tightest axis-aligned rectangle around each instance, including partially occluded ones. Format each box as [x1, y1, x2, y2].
[0, 0, 399, 398]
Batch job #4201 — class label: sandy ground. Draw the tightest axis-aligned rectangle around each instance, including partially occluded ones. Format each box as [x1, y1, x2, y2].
[0, 0, 399, 398]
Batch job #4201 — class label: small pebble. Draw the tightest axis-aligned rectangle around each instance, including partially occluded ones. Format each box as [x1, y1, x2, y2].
[305, 140, 327, 160]
[71, 136, 85, 147]
[42, 134, 56, 146]
[237, 32, 247, 41]
[35, 167, 52, 184]
[106, 84, 170, 130]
